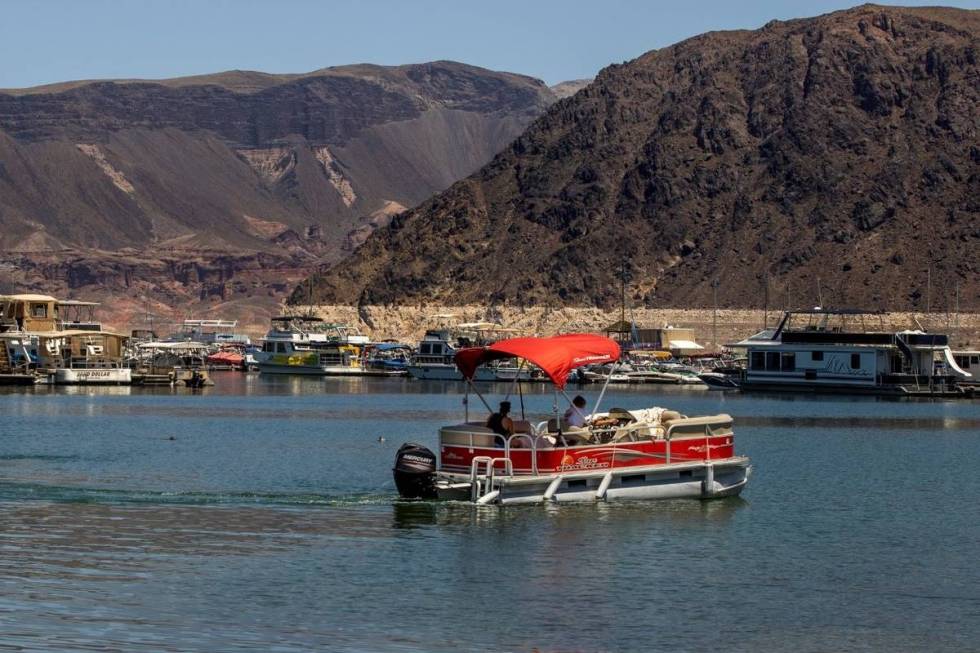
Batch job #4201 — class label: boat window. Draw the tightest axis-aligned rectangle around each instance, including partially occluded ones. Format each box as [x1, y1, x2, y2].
[781, 353, 796, 372]
[30, 303, 47, 318]
[851, 353, 861, 369]
[765, 352, 780, 371]
[276, 342, 287, 353]
[750, 352, 765, 370]
[812, 351, 824, 361]
[420, 344, 432, 355]
[972, 356, 980, 366]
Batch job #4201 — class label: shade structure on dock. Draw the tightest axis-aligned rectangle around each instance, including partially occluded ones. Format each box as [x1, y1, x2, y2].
[454, 334, 620, 388]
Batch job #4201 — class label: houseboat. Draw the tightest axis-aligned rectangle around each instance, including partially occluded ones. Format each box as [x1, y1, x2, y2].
[393, 334, 750, 505]
[407, 323, 509, 381]
[255, 316, 392, 376]
[1, 293, 60, 333]
[734, 309, 974, 397]
[1, 294, 131, 384]
[951, 351, 980, 387]
[39, 330, 132, 385]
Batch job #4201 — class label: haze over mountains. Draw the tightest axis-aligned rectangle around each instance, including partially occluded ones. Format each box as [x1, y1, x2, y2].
[308, 5, 979, 314]
[0, 62, 559, 324]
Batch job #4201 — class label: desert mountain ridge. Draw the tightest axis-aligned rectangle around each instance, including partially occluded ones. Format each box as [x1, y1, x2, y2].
[0, 60, 565, 327]
[302, 4, 979, 315]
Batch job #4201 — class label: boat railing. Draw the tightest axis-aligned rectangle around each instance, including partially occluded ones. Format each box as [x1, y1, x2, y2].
[504, 433, 539, 475]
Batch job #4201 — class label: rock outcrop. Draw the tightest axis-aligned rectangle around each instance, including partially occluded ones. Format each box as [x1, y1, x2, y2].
[306, 6, 979, 313]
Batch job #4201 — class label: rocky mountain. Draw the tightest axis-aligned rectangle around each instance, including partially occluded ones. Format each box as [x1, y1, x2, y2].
[0, 62, 556, 326]
[306, 5, 979, 314]
[549, 79, 593, 99]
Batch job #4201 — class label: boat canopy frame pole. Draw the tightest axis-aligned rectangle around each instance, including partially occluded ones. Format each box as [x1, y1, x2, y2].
[518, 363, 526, 421]
[589, 361, 617, 421]
[503, 359, 526, 402]
[465, 377, 493, 414]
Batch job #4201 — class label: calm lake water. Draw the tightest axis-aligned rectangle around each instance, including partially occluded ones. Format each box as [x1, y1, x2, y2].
[1, 374, 978, 652]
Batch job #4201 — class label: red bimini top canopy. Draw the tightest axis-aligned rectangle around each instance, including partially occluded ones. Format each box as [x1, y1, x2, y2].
[454, 334, 621, 389]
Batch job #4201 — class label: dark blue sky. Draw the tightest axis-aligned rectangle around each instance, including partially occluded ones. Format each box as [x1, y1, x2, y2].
[2, 0, 977, 88]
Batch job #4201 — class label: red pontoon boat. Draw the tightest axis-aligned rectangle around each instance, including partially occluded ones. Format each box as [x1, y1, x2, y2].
[393, 334, 751, 505]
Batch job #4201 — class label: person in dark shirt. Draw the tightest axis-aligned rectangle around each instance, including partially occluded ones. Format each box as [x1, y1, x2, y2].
[486, 401, 514, 445]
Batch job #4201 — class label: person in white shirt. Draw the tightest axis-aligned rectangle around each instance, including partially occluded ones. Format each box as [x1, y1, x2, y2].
[563, 395, 588, 428]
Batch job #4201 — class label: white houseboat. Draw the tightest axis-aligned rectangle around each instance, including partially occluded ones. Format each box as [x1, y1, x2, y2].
[734, 309, 973, 397]
[407, 323, 512, 381]
[952, 351, 980, 387]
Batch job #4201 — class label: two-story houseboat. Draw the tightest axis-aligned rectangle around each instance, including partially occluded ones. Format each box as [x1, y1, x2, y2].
[734, 309, 973, 397]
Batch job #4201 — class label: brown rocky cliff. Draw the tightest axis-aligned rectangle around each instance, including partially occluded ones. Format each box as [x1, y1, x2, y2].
[306, 5, 979, 313]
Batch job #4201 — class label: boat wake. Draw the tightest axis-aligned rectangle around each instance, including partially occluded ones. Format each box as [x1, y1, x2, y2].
[0, 479, 397, 508]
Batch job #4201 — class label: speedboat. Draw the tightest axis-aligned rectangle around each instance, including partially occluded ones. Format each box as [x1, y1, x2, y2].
[698, 371, 740, 389]
[393, 334, 751, 505]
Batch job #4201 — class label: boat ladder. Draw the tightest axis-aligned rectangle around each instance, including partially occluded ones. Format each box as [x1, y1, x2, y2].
[469, 456, 513, 504]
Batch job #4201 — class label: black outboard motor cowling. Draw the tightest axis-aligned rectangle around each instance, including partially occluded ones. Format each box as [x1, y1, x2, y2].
[393, 443, 438, 499]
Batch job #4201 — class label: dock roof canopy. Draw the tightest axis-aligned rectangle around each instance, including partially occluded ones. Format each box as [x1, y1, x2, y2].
[455, 334, 621, 389]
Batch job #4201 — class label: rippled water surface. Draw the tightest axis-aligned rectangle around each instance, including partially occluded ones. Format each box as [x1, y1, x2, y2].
[2, 374, 978, 652]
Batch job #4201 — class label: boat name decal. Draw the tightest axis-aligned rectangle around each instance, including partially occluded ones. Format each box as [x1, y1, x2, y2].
[558, 454, 610, 472]
[571, 354, 612, 364]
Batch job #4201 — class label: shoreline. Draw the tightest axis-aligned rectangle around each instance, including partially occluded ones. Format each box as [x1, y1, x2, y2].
[303, 305, 980, 350]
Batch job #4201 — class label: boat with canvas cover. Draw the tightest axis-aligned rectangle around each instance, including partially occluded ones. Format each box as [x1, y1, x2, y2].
[393, 334, 751, 505]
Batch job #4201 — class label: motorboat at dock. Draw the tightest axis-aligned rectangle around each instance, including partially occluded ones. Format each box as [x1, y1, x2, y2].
[393, 334, 751, 505]
[256, 316, 399, 376]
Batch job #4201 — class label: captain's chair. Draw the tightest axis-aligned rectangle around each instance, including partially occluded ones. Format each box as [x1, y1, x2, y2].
[545, 418, 593, 445]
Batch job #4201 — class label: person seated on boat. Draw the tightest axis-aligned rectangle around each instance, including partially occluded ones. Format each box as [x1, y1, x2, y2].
[486, 400, 514, 445]
[563, 395, 588, 428]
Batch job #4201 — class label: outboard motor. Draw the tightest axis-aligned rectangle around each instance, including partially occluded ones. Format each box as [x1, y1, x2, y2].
[393, 443, 438, 499]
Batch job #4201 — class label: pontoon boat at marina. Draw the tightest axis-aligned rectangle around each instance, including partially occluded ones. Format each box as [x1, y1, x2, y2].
[394, 334, 751, 505]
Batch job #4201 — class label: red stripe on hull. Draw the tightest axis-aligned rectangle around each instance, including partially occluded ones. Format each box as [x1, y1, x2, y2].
[441, 435, 734, 474]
